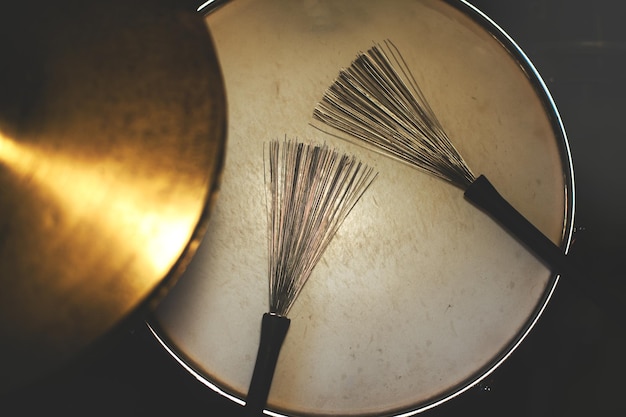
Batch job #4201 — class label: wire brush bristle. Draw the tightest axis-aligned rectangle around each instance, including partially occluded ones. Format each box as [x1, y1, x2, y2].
[313, 40, 475, 190]
[265, 139, 377, 317]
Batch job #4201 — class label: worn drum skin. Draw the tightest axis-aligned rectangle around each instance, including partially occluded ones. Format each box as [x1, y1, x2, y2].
[151, 0, 574, 415]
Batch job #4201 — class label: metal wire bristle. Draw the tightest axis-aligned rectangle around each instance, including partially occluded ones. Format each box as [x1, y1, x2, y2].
[265, 139, 377, 317]
[313, 40, 476, 190]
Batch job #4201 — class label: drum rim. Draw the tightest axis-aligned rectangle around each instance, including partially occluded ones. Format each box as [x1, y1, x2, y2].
[148, 0, 576, 415]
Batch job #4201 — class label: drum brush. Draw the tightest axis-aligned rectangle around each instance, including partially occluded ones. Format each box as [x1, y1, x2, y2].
[312, 40, 598, 309]
[245, 140, 377, 416]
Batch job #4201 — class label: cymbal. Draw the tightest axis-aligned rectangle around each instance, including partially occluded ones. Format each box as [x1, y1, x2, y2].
[0, 0, 226, 392]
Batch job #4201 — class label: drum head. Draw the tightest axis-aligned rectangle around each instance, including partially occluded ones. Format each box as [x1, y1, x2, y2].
[151, 0, 574, 415]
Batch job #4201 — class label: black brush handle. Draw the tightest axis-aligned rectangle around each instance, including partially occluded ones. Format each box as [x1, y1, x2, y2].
[464, 175, 626, 329]
[244, 313, 291, 417]
[464, 175, 576, 278]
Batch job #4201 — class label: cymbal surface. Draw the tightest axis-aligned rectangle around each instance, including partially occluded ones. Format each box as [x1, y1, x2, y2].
[0, 0, 226, 391]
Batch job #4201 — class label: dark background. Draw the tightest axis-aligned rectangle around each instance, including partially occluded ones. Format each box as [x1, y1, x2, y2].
[3, 1, 625, 416]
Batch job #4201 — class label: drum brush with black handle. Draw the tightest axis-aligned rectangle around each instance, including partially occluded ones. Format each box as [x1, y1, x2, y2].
[245, 139, 377, 416]
[313, 40, 622, 326]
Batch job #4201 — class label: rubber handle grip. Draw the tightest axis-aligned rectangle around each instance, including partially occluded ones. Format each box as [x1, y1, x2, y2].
[244, 313, 291, 416]
[464, 175, 575, 277]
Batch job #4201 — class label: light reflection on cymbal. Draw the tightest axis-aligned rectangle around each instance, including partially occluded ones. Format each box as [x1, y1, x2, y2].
[0, 132, 203, 277]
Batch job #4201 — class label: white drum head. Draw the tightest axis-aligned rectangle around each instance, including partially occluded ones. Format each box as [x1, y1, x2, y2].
[151, 0, 574, 415]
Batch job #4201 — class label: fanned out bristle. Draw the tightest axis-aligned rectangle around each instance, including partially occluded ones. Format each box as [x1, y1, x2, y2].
[265, 140, 377, 317]
[313, 40, 476, 190]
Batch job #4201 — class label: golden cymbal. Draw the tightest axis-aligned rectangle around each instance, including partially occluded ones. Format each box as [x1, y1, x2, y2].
[0, 0, 226, 392]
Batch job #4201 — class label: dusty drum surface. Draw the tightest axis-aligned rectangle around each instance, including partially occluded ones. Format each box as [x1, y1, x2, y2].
[151, 0, 574, 415]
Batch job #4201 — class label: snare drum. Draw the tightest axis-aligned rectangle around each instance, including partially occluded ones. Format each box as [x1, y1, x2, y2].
[151, 0, 574, 415]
